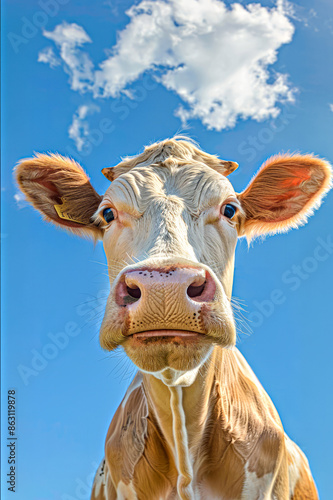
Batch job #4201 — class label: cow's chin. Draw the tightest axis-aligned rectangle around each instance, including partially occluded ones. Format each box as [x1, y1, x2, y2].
[122, 332, 215, 375]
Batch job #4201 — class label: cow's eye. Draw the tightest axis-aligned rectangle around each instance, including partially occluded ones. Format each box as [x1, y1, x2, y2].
[222, 204, 237, 219]
[103, 208, 115, 223]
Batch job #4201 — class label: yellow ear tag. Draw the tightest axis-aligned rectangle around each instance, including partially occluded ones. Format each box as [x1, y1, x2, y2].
[54, 197, 85, 225]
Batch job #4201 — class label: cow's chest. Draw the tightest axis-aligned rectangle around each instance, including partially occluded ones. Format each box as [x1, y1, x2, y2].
[116, 471, 279, 500]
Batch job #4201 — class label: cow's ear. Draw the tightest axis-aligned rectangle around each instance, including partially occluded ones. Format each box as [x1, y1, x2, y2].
[237, 154, 332, 239]
[15, 154, 103, 239]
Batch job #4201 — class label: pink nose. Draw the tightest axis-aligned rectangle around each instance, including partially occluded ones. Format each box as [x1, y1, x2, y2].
[115, 266, 216, 307]
[115, 266, 216, 334]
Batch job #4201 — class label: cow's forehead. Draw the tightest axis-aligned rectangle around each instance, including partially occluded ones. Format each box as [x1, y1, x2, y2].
[102, 163, 236, 214]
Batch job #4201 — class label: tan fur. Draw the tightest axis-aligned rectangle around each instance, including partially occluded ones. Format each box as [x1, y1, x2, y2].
[291, 455, 319, 499]
[105, 381, 148, 488]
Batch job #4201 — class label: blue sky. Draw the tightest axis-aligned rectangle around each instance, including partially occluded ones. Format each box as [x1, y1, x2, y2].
[1, 0, 333, 498]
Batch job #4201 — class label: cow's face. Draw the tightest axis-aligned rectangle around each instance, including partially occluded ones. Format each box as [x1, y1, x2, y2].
[97, 163, 239, 379]
[16, 141, 332, 385]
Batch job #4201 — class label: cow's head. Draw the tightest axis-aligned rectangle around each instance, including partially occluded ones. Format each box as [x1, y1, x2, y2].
[16, 139, 331, 386]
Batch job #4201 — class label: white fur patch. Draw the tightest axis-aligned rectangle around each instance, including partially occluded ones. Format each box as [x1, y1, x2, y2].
[121, 371, 143, 408]
[116, 480, 138, 500]
[149, 346, 213, 387]
[241, 462, 274, 500]
[285, 435, 302, 497]
[170, 386, 195, 500]
[91, 459, 107, 499]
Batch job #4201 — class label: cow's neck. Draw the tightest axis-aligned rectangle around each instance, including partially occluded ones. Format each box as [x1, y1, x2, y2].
[142, 347, 218, 499]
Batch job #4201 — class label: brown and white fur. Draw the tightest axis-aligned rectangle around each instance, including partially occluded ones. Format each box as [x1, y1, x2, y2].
[16, 138, 331, 499]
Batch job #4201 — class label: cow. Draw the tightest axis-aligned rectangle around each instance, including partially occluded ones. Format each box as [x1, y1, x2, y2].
[16, 138, 331, 499]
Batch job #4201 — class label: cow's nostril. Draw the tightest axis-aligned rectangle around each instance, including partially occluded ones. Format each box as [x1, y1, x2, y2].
[126, 285, 141, 300]
[187, 282, 206, 298]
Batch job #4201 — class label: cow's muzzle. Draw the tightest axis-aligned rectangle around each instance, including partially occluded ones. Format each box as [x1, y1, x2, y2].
[114, 265, 217, 336]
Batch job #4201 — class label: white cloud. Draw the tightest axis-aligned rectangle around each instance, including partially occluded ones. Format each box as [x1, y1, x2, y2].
[14, 192, 29, 209]
[68, 104, 100, 151]
[39, 0, 296, 130]
[329, 103, 333, 112]
[42, 22, 94, 92]
[38, 47, 61, 68]
[104, 0, 122, 17]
